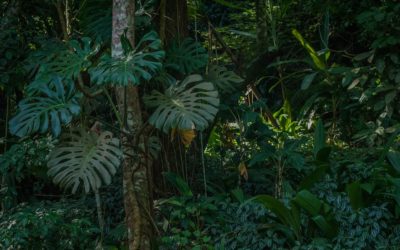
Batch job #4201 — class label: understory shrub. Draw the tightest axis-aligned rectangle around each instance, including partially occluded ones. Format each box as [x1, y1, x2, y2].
[0, 200, 99, 250]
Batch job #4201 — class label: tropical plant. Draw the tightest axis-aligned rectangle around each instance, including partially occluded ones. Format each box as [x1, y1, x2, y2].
[9, 78, 81, 137]
[47, 128, 122, 240]
[0, 200, 99, 250]
[46, 38, 100, 79]
[2, 0, 400, 249]
[78, 0, 112, 42]
[90, 31, 165, 85]
[47, 129, 122, 194]
[144, 74, 220, 132]
[165, 38, 208, 74]
[205, 65, 244, 94]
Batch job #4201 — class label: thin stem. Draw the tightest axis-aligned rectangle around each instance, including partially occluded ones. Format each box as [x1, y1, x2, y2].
[177, 138, 185, 181]
[159, 0, 166, 44]
[200, 132, 207, 197]
[103, 87, 124, 127]
[4, 96, 9, 152]
[65, 0, 71, 35]
[268, 70, 308, 93]
[94, 189, 104, 245]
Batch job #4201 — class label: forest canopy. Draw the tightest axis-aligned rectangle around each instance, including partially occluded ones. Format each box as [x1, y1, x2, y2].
[1, 0, 400, 249]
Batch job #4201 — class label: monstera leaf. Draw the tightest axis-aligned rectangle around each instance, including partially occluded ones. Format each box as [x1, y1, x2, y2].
[9, 78, 80, 137]
[165, 38, 208, 74]
[47, 129, 122, 194]
[79, 0, 112, 42]
[144, 74, 219, 132]
[90, 31, 164, 85]
[205, 65, 244, 94]
[46, 37, 99, 79]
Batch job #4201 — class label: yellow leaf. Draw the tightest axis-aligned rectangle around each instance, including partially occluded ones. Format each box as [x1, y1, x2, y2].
[238, 162, 248, 181]
[179, 129, 196, 146]
[171, 128, 196, 146]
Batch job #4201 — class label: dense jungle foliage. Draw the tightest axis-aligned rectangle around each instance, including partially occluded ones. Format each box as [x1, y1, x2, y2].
[1, 0, 400, 249]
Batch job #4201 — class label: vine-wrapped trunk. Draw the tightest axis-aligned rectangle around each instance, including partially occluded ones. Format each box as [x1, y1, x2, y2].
[112, 0, 152, 249]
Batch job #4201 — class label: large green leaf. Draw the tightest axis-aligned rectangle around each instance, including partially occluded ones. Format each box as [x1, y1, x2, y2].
[46, 38, 99, 79]
[9, 78, 81, 137]
[301, 72, 318, 90]
[387, 150, 400, 173]
[90, 31, 164, 85]
[312, 215, 337, 238]
[47, 129, 122, 194]
[250, 195, 301, 238]
[294, 190, 338, 238]
[292, 29, 326, 70]
[293, 190, 322, 216]
[205, 65, 244, 94]
[79, 0, 112, 42]
[144, 74, 219, 132]
[165, 38, 208, 74]
[346, 181, 364, 210]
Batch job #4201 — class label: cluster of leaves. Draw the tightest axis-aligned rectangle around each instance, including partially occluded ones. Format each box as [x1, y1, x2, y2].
[0, 200, 99, 250]
[1, 0, 400, 249]
[0, 136, 54, 210]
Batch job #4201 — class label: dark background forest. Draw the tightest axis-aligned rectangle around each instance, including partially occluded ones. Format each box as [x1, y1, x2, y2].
[1, 0, 400, 249]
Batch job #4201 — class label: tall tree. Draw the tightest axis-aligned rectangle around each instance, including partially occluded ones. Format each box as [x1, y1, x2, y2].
[112, 0, 152, 249]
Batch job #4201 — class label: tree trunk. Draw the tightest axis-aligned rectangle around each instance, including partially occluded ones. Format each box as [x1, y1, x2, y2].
[154, 0, 190, 194]
[255, 0, 268, 53]
[112, 0, 152, 249]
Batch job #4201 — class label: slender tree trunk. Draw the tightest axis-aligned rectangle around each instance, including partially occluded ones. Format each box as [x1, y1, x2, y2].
[55, 0, 69, 40]
[256, 0, 268, 53]
[112, 0, 152, 249]
[94, 189, 105, 245]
